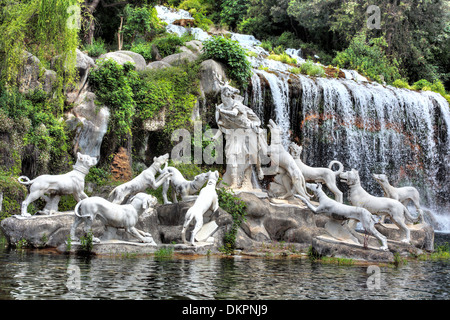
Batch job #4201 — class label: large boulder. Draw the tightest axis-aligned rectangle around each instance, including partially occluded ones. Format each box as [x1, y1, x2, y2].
[161, 51, 198, 66]
[199, 59, 227, 96]
[97, 52, 135, 67]
[66, 91, 110, 159]
[146, 61, 171, 71]
[115, 51, 147, 71]
[18, 52, 57, 94]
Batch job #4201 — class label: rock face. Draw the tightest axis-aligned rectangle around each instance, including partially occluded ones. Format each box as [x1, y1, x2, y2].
[161, 51, 198, 66]
[18, 52, 56, 94]
[66, 91, 110, 159]
[199, 59, 227, 96]
[97, 51, 147, 71]
[234, 193, 321, 250]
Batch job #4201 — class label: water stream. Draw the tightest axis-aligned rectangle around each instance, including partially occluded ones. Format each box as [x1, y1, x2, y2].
[0, 233, 448, 300]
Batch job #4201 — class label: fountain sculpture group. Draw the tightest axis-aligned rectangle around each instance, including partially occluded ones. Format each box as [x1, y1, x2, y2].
[6, 77, 431, 257]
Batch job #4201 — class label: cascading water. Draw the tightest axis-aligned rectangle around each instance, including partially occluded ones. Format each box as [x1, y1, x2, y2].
[249, 72, 450, 230]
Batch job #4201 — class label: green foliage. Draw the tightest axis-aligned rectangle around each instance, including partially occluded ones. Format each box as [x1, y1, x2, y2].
[0, 0, 80, 106]
[82, 38, 107, 57]
[392, 79, 412, 90]
[333, 33, 401, 84]
[202, 36, 252, 88]
[80, 230, 94, 253]
[217, 187, 246, 255]
[154, 246, 174, 259]
[121, 4, 165, 45]
[130, 42, 153, 61]
[267, 53, 297, 65]
[220, 0, 249, 30]
[0, 172, 28, 220]
[292, 60, 325, 78]
[0, 86, 71, 175]
[151, 33, 185, 58]
[89, 59, 137, 144]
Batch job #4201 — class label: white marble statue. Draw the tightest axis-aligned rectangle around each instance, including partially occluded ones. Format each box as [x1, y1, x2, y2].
[181, 171, 219, 246]
[18, 152, 98, 217]
[289, 142, 344, 203]
[108, 153, 171, 204]
[372, 173, 424, 223]
[297, 183, 388, 251]
[70, 192, 158, 244]
[213, 80, 266, 190]
[266, 120, 310, 200]
[340, 169, 419, 244]
[160, 166, 209, 204]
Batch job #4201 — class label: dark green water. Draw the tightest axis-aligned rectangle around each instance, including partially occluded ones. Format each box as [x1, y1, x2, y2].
[0, 233, 448, 300]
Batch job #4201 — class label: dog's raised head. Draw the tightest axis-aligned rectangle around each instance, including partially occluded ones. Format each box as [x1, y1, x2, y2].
[152, 153, 170, 170]
[340, 169, 360, 186]
[372, 173, 390, 185]
[129, 193, 158, 214]
[306, 183, 322, 195]
[76, 152, 98, 168]
[207, 170, 220, 185]
[194, 172, 209, 185]
[289, 142, 302, 159]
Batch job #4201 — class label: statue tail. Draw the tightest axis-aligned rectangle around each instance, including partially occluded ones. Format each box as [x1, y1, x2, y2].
[74, 201, 83, 218]
[403, 205, 420, 223]
[329, 161, 344, 176]
[18, 176, 34, 185]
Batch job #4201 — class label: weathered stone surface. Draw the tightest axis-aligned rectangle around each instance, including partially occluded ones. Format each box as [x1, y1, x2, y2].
[0, 213, 103, 248]
[375, 222, 434, 251]
[97, 52, 135, 66]
[235, 192, 321, 250]
[312, 235, 395, 263]
[146, 61, 171, 70]
[18, 52, 57, 94]
[161, 51, 198, 66]
[116, 51, 147, 71]
[185, 40, 203, 53]
[66, 91, 110, 159]
[199, 59, 227, 96]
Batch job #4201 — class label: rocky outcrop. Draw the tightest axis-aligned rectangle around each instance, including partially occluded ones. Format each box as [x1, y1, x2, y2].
[97, 51, 146, 71]
[18, 52, 56, 94]
[161, 51, 198, 66]
[199, 59, 227, 96]
[66, 91, 110, 159]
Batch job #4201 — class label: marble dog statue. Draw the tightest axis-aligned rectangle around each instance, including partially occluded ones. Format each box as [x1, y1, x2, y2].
[181, 171, 219, 246]
[289, 142, 344, 203]
[108, 153, 171, 204]
[18, 152, 98, 217]
[160, 166, 209, 204]
[70, 193, 158, 244]
[296, 183, 388, 251]
[266, 120, 311, 200]
[340, 169, 418, 244]
[372, 173, 424, 223]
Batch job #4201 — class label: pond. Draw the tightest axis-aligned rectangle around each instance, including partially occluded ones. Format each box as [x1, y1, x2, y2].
[0, 233, 448, 300]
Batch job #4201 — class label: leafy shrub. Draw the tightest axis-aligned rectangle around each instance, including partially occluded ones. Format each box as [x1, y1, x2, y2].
[122, 4, 165, 44]
[220, 0, 249, 30]
[89, 59, 137, 148]
[217, 187, 246, 255]
[202, 36, 252, 87]
[267, 52, 297, 65]
[333, 33, 401, 84]
[0, 172, 28, 220]
[83, 38, 107, 57]
[392, 79, 412, 89]
[412, 79, 433, 91]
[260, 40, 273, 52]
[297, 60, 325, 77]
[151, 34, 185, 58]
[130, 42, 153, 61]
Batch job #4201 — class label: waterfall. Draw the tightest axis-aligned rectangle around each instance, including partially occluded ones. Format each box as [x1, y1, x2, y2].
[249, 71, 450, 230]
[255, 70, 291, 148]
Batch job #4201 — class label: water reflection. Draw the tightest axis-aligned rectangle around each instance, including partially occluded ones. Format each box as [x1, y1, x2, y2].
[0, 234, 448, 300]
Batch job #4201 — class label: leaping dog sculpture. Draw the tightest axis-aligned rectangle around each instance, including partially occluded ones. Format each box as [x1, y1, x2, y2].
[296, 183, 388, 251]
[340, 169, 419, 244]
